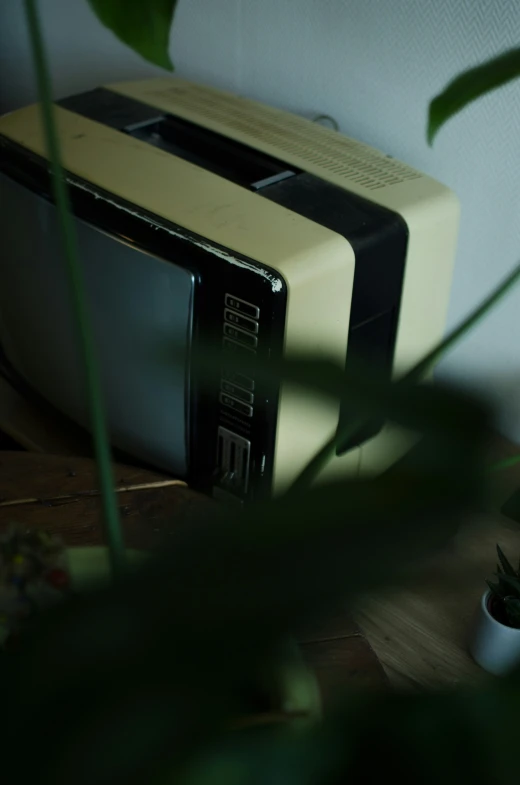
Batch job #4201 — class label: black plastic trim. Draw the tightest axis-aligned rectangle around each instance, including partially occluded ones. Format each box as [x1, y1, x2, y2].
[260, 173, 409, 453]
[0, 134, 287, 499]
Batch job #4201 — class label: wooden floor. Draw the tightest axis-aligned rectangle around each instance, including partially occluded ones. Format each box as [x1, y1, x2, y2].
[354, 437, 520, 689]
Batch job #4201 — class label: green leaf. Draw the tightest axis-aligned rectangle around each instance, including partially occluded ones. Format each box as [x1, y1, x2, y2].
[495, 572, 520, 598]
[504, 598, 520, 628]
[174, 726, 345, 785]
[496, 544, 516, 577]
[428, 47, 520, 144]
[486, 579, 503, 598]
[2, 377, 489, 784]
[497, 573, 515, 598]
[87, 0, 178, 70]
[194, 347, 492, 452]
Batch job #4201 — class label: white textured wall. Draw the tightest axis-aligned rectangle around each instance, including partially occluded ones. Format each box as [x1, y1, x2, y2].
[1, 0, 520, 435]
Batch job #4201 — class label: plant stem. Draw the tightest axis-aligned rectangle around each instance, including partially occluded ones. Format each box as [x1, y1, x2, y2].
[403, 262, 520, 383]
[289, 261, 520, 493]
[24, 0, 126, 577]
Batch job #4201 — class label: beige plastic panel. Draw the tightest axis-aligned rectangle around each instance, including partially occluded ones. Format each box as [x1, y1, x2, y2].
[109, 78, 427, 201]
[110, 78, 459, 375]
[390, 194, 460, 376]
[111, 77, 460, 469]
[271, 247, 355, 493]
[0, 106, 344, 277]
[0, 103, 355, 492]
[109, 78, 453, 211]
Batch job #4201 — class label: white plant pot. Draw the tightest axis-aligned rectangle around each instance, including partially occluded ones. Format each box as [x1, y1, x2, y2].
[469, 590, 520, 675]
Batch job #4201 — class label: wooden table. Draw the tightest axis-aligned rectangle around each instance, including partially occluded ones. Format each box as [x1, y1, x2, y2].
[354, 435, 520, 689]
[0, 451, 388, 707]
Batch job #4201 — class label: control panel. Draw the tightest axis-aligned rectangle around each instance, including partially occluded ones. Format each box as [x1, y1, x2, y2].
[214, 426, 251, 499]
[220, 293, 259, 419]
[214, 293, 260, 500]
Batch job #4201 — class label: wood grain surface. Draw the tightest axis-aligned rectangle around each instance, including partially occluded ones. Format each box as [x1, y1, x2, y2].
[0, 451, 214, 550]
[354, 440, 520, 690]
[301, 635, 387, 706]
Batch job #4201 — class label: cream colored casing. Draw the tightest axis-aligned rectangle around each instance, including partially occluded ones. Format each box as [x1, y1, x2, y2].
[0, 77, 459, 494]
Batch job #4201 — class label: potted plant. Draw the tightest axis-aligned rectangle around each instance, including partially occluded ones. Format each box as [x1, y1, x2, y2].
[470, 544, 520, 675]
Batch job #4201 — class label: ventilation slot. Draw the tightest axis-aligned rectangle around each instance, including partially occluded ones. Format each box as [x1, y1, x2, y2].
[152, 83, 423, 192]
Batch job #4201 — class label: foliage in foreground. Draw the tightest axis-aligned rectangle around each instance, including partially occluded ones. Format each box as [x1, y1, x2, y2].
[10, 1, 520, 783]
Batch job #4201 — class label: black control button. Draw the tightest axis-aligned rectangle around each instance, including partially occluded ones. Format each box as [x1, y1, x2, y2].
[224, 309, 258, 334]
[222, 338, 256, 355]
[221, 381, 254, 404]
[222, 368, 255, 391]
[225, 294, 260, 320]
[223, 324, 258, 348]
[220, 393, 253, 417]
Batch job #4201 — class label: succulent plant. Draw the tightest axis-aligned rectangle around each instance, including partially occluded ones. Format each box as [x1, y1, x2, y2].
[486, 544, 520, 629]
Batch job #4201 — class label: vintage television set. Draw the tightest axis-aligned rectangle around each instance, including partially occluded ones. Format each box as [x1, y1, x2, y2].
[0, 77, 459, 501]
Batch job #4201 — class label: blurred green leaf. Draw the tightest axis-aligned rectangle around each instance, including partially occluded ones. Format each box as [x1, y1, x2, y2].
[174, 726, 344, 785]
[194, 347, 493, 444]
[174, 668, 520, 785]
[2, 377, 491, 784]
[489, 452, 520, 473]
[87, 0, 178, 69]
[428, 47, 520, 144]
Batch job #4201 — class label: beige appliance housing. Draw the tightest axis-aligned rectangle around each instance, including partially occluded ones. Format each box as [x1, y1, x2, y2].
[0, 77, 459, 500]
